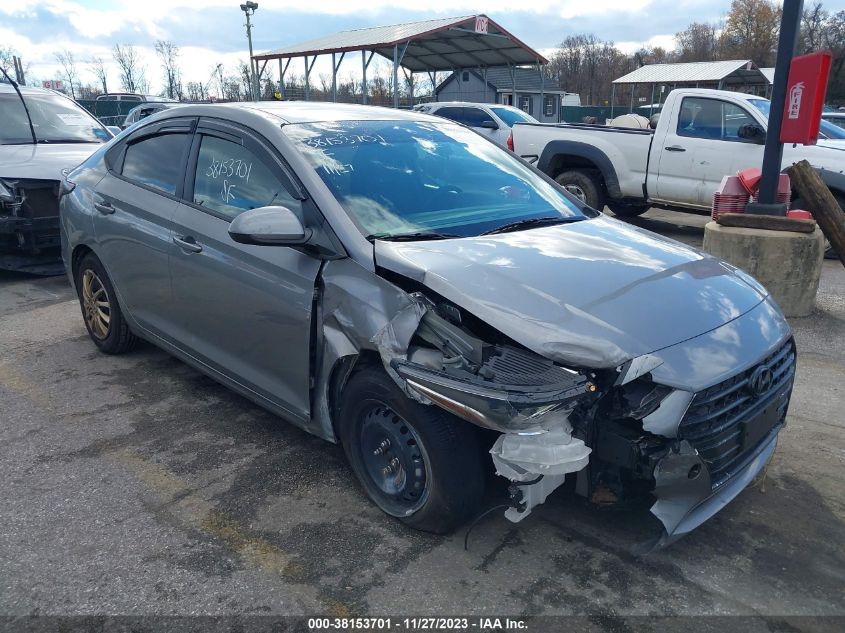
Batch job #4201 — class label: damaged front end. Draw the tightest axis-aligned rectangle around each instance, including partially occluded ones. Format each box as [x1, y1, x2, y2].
[0, 177, 64, 274]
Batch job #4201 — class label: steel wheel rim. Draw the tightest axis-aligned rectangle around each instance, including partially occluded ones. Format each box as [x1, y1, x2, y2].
[358, 403, 429, 516]
[81, 269, 111, 339]
[564, 184, 587, 202]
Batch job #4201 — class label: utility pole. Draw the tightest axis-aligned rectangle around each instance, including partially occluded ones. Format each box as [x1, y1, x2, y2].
[239, 2, 260, 101]
[752, 0, 804, 214]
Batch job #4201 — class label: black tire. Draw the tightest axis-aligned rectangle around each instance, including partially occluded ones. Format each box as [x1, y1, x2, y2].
[338, 366, 484, 534]
[555, 169, 605, 210]
[75, 252, 138, 354]
[791, 196, 840, 260]
[606, 202, 650, 217]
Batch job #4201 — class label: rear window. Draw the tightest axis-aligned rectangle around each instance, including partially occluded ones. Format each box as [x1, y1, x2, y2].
[121, 133, 190, 195]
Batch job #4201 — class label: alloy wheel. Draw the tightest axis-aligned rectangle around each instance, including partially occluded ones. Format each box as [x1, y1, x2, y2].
[81, 269, 111, 340]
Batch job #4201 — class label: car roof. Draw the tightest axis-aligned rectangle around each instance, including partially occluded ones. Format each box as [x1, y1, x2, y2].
[158, 101, 438, 125]
[427, 101, 495, 108]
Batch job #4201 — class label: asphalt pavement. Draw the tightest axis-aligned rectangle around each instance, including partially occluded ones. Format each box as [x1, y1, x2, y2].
[0, 210, 843, 629]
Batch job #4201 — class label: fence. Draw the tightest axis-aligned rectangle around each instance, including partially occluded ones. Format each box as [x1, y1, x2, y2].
[560, 105, 635, 124]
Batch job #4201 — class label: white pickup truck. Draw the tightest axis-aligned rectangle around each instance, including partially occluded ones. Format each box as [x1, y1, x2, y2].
[511, 88, 845, 222]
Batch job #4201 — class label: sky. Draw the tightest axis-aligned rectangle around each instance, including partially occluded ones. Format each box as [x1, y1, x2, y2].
[3, 0, 845, 95]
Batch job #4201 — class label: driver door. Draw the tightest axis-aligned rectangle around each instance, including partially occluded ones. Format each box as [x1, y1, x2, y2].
[168, 120, 322, 421]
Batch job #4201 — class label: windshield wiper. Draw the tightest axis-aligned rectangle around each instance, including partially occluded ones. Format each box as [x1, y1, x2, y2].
[481, 216, 581, 235]
[371, 231, 462, 242]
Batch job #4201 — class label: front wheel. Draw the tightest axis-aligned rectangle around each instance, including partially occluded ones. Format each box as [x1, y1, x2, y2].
[555, 169, 605, 210]
[338, 366, 484, 533]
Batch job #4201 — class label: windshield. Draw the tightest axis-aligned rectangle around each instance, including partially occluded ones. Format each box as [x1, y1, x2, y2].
[284, 120, 587, 239]
[749, 98, 845, 140]
[1, 92, 110, 144]
[489, 107, 537, 126]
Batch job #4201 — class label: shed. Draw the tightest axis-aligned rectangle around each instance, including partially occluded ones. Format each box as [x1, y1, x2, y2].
[253, 14, 548, 108]
[434, 67, 580, 123]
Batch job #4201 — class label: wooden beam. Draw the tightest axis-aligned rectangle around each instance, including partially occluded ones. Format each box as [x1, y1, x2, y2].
[786, 159, 845, 267]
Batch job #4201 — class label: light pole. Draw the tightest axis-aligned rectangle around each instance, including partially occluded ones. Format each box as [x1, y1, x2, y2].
[239, 1, 260, 101]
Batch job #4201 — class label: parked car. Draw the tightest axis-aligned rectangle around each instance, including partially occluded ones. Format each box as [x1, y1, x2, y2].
[0, 83, 113, 273]
[511, 88, 844, 258]
[822, 111, 845, 131]
[121, 102, 181, 129]
[95, 93, 177, 104]
[414, 101, 537, 146]
[61, 102, 795, 547]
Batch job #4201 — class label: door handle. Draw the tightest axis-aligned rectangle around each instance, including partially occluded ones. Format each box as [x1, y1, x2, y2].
[173, 236, 203, 253]
[94, 201, 115, 214]
[665, 145, 686, 152]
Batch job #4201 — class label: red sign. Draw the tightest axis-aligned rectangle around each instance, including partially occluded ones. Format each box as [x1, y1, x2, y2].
[474, 16, 489, 34]
[42, 79, 64, 91]
[779, 51, 832, 145]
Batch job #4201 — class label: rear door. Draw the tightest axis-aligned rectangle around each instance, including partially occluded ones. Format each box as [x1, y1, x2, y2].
[167, 118, 323, 421]
[92, 117, 195, 338]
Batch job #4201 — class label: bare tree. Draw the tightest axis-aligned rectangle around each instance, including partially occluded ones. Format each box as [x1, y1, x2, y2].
[88, 56, 109, 94]
[113, 44, 146, 94]
[54, 50, 79, 98]
[675, 22, 722, 62]
[0, 46, 16, 76]
[155, 40, 182, 100]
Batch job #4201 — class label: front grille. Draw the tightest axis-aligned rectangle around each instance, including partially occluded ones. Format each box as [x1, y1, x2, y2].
[679, 338, 795, 488]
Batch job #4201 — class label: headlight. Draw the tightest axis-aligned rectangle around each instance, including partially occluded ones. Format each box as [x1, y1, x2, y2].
[392, 360, 597, 433]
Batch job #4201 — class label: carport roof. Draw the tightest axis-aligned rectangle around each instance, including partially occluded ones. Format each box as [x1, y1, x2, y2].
[613, 60, 767, 85]
[253, 14, 548, 72]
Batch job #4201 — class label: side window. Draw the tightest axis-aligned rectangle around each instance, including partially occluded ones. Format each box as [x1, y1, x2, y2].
[435, 107, 467, 124]
[462, 107, 495, 127]
[722, 103, 756, 140]
[192, 135, 301, 220]
[677, 97, 720, 139]
[121, 133, 190, 195]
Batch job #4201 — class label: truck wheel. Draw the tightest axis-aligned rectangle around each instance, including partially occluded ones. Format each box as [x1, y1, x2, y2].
[791, 196, 840, 259]
[338, 366, 484, 534]
[74, 252, 138, 354]
[607, 202, 650, 217]
[555, 169, 605, 210]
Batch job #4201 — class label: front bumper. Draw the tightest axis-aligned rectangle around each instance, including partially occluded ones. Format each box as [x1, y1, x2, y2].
[651, 425, 779, 548]
[0, 178, 62, 274]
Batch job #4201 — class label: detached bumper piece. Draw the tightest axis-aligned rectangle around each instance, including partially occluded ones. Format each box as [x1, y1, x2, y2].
[651, 337, 795, 546]
[0, 178, 62, 273]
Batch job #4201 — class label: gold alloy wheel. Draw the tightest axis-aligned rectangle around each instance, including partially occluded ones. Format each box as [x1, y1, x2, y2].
[81, 269, 111, 339]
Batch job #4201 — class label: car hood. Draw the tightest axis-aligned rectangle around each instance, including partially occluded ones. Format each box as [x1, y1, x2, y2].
[0, 143, 103, 180]
[374, 216, 767, 369]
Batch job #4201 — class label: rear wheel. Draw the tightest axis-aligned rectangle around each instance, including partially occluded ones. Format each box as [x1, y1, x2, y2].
[791, 196, 841, 259]
[555, 169, 605, 211]
[338, 366, 484, 533]
[607, 202, 650, 217]
[75, 252, 138, 354]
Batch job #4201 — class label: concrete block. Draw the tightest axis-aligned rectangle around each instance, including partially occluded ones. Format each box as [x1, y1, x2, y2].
[703, 222, 824, 318]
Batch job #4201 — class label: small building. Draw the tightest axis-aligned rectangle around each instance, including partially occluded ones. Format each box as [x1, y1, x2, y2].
[434, 67, 579, 123]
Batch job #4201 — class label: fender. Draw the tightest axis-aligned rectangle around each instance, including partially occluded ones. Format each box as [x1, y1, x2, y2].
[536, 140, 623, 199]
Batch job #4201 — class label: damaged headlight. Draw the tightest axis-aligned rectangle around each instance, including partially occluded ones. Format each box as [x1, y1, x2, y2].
[392, 357, 597, 433]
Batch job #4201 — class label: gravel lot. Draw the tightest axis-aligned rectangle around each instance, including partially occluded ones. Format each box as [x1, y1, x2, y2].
[1, 210, 843, 628]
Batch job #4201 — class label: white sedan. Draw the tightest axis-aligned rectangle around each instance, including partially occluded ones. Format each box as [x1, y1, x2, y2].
[414, 101, 536, 146]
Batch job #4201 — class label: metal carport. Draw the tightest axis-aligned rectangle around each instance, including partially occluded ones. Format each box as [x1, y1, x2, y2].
[252, 14, 547, 108]
[611, 60, 770, 117]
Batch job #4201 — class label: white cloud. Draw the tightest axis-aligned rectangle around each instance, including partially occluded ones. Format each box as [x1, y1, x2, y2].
[616, 33, 677, 54]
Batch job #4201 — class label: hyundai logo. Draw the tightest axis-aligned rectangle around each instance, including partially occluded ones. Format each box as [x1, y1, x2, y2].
[747, 365, 774, 398]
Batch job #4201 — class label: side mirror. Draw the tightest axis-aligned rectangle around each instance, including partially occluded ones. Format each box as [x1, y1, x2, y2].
[738, 124, 766, 144]
[106, 126, 121, 137]
[479, 120, 499, 130]
[228, 206, 311, 246]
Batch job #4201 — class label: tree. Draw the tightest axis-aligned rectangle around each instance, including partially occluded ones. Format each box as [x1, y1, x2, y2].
[54, 50, 79, 98]
[720, 0, 781, 66]
[155, 40, 182, 100]
[675, 22, 721, 62]
[88, 56, 109, 94]
[113, 44, 147, 93]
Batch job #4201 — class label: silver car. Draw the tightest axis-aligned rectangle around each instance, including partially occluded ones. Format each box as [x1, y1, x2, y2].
[60, 102, 795, 546]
